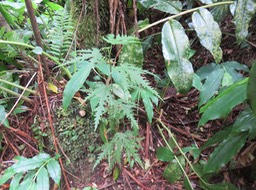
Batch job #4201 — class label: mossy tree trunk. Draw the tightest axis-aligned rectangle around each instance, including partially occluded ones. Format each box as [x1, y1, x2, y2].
[70, 0, 109, 48]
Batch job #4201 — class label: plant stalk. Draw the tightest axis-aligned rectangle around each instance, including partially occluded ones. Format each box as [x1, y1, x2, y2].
[0, 79, 37, 95]
[138, 1, 234, 33]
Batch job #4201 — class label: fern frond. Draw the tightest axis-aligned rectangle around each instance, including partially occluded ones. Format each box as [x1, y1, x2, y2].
[103, 34, 140, 45]
[46, 10, 75, 62]
[94, 130, 143, 171]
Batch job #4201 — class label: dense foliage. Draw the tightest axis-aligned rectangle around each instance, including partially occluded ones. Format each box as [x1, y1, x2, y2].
[0, 0, 255, 189]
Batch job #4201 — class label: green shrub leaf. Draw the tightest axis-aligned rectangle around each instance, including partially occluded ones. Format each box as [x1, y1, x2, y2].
[162, 19, 194, 94]
[199, 65, 224, 106]
[36, 167, 49, 190]
[138, 0, 182, 14]
[232, 107, 256, 139]
[192, 8, 222, 63]
[156, 147, 174, 162]
[234, 0, 256, 43]
[63, 62, 94, 109]
[204, 132, 248, 173]
[247, 62, 256, 114]
[10, 172, 23, 190]
[11, 153, 50, 173]
[199, 78, 248, 126]
[0, 105, 10, 127]
[46, 159, 61, 185]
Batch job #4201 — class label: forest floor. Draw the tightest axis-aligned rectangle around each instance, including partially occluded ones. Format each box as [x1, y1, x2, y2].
[1, 16, 256, 190]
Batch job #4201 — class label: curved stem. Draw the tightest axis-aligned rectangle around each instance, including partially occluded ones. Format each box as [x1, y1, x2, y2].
[138, 1, 234, 33]
[0, 79, 37, 95]
[0, 40, 72, 79]
[0, 86, 32, 102]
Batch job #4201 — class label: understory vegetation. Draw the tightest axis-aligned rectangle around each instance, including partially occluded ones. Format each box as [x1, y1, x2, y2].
[0, 0, 256, 189]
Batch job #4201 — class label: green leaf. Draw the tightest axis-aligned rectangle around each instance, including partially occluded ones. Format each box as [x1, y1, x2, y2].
[200, 127, 233, 151]
[232, 107, 256, 139]
[118, 40, 144, 67]
[0, 168, 16, 185]
[103, 34, 139, 45]
[17, 171, 36, 190]
[0, 105, 9, 127]
[184, 177, 194, 190]
[156, 147, 174, 161]
[192, 8, 222, 63]
[222, 61, 249, 82]
[204, 132, 248, 173]
[10, 172, 23, 190]
[36, 167, 49, 190]
[141, 89, 154, 123]
[163, 162, 183, 183]
[199, 78, 248, 126]
[32, 46, 43, 55]
[145, 0, 182, 15]
[234, 0, 256, 43]
[247, 62, 256, 114]
[63, 62, 94, 109]
[222, 72, 233, 87]
[46, 159, 61, 185]
[211, 4, 230, 23]
[162, 19, 194, 94]
[192, 74, 203, 91]
[199, 65, 224, 106]
[11, 153, 50, 173]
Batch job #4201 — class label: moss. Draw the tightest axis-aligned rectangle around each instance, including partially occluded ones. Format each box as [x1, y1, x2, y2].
[52, 102, 98, 164]
[70, 0, 109, 48]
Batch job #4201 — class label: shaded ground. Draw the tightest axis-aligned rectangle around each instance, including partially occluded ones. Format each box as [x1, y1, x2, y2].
[1, 16, 256, 190]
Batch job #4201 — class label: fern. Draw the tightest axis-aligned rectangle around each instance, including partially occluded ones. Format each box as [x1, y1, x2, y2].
[94, 130, 143, 171]
[46, 10, 75, 62]
[103, 34, 140, 45]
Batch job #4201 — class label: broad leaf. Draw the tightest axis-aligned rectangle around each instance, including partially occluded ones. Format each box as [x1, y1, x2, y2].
[118, 41, 143, 67]
[204, 132, 248, 173]
[247, 62, 256, 114]
[46, 159, 61, 185]
[0, 168, 15, 185]
[63, 62, 94, 109]
[10, 172, 23, 190]
[138, 0, 182, 14]
[162, 19, 194, 94]
[17, 171, 36, 190]
[211, 4, 230, 23]
[11, 153, 50, 173]
[199, 78, 248, 126]
[192, 8, 222, 63]
[232, 107, 256, 139]
[36, 167, 49, 190]
[234, 0, 256, 43]
[200, 127, 233, 151]
[199, 65, 224, 106]
[156, 147, 174, 161]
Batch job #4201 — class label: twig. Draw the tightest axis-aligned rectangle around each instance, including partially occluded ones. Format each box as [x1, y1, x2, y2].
[37, 55, 70, 189]
[123, 167, 150, 190]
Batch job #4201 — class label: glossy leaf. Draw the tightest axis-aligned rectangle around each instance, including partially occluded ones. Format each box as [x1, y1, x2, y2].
[63, 62, 94, 109]
[192, 8, 222, 63]
[204, 132, 248, 173]
[37, 167, 49, 190]
[211, 5, 230, 23]
[162, 19, 194, 94]
[163, 162, 183, 183]
[156, 147, 174, 161]
[46, 159, 61, 185]
[247, 62, 256, 114]
[199, 65, 224, 106]
[234, 0, 256, 43]
[199, 78, 248, 126]
[232, 107, 256, 139]
[118, 40, 143, 67]
[138, 0, 182, 14]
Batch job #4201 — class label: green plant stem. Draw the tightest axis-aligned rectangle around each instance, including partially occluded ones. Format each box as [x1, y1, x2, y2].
[157, 124, 194, 190]
[0, 86, 32, 103]
[157, 119, 211, 188]
[138, 1, 234, 33]
[0, 40, 72, 79]
[0, 79, 37, 95]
